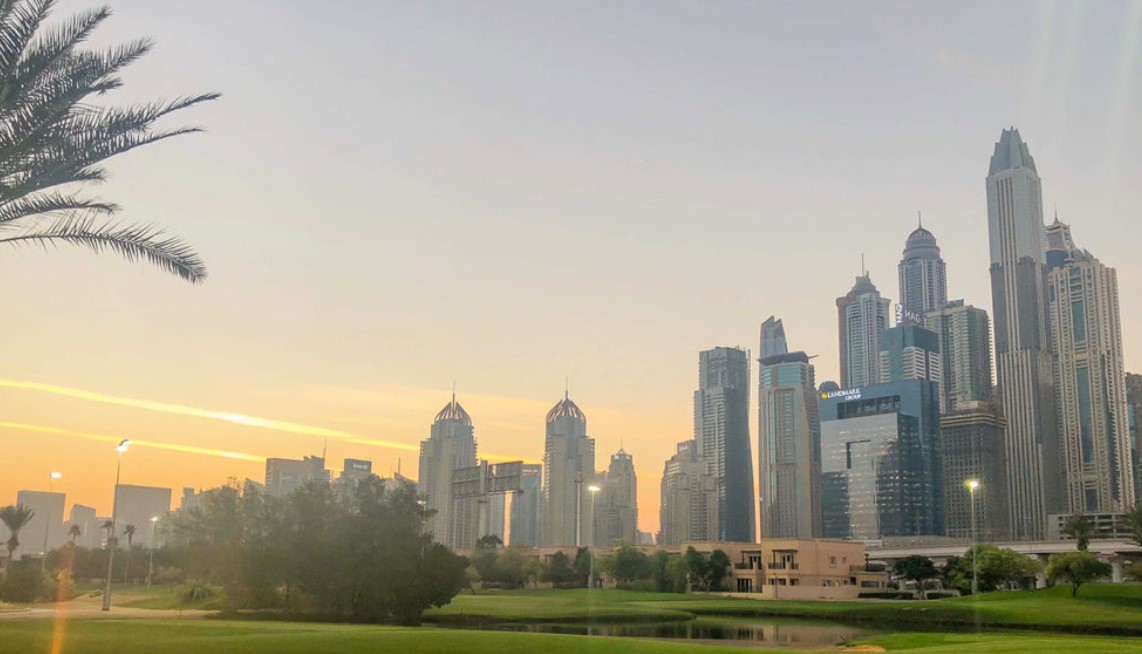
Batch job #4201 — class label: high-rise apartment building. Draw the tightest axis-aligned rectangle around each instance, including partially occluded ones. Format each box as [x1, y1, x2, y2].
[757, 317, 821, 539]
[265, 456, 329, 497]
[508, 463, 543, 546]
[819, 380, 942, 539]
[940, 405, 1011, 541]
[593, 448, 637, 547]
[837, 274, 892, 389]
[113, 485, 172, 548]
[1046, 220, 1135, 513]
[985, 128, 1060, 539]
[543, 393, 595, 546]
[13, 491, 65, 557]
[658, 440, 718, 545]
[879, 323, 942, 385]
[899, 221, 948, 316]
[694, 347, 755, 542]
[1126, 374, 1142, 504]
[925, 301, 994, 413]
[418, 394, 479, 550]
[67, 504, 99, 549]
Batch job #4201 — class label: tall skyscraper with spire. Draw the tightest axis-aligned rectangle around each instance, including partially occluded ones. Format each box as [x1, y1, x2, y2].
[694, 346, 755, 542]
[899, 218, 948, 316]
[1046, 218, 1135, 513]
[757, 317, 821, 539]
[837, 274, 891, 389]
[985, 127, 1060, 539]
[418, 394, 479, 549]
[542, 392, 595, 546]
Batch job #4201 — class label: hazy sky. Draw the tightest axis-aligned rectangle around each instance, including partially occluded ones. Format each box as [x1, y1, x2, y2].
[2, 1, 1141, 536]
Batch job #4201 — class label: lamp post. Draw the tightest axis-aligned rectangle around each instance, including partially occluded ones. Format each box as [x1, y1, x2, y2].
[966, 479, 980, 596]
[587, 484, 601, 589]
[102, 439, 130, 612]
[147, 517, 159, 592]
[42, 472, 62, 570]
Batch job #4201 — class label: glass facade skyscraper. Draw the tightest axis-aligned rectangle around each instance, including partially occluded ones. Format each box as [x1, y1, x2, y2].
[694, 347, 755, 542]
[819, 380, 942, 539]
[837, 274, 891, 389]
[898, 221, 947, 316]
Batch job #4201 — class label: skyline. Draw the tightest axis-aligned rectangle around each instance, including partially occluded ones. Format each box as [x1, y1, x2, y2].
[3, 1, 1142, 537]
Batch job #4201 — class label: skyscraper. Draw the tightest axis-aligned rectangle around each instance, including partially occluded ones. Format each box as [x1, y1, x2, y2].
[925, 301, 994, 413]
[819, 380, 942, 539]
[418, 394, 479, 550]
[508, 463, 543, 546]
[898, 220, 948, 316]
[940, 406, 1010, 541]
[543, 392, 595, 546]
[694, 347, 755, 542]
[112, 485, 172, 548]
[1046, 219, 1135, 513]
[593, 448, 637, 547]
[837, 274, 892, 389]
[758, 317, 821, 539]
[658, 440, 718, 545]
[265, 456, 329, 497]
[879, 323, 942, 385]
[12, 491, 65, 557]
[985, 128, 1060, 539]
[1126, 374, 1142, 504]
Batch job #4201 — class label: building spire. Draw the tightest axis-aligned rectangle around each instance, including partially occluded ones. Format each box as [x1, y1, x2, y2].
[861, 252, 866, 277]
[917, 210, 922, 228]
[564, 376, 569, 400]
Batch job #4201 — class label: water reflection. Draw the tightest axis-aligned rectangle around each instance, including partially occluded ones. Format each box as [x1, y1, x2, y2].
[466, 618, 873, 648]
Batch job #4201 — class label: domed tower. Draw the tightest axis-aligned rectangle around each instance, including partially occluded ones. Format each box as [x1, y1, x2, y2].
[542, 391, 595, 547]
[418, 393, 478, 549]
[898, 215, 948, 317]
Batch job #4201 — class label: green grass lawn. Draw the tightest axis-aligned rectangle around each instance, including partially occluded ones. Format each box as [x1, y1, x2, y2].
[427, 584, 1142, 635]
[1, 619, 1141, 654]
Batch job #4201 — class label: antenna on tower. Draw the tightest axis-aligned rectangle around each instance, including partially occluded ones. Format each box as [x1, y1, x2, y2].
[452, 380, 456, 403]
[917, 210, 922, 228]
[860, 252, 866, 277]
[321, 437, 327, 463]
[564, 376, 569, 400]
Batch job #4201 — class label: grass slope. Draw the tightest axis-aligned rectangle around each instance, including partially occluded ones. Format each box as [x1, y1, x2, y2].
[427, 585, 1142, 635]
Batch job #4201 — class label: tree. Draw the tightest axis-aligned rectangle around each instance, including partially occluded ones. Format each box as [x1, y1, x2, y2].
[1062, 514, 1095, 551]
[0, 504, 35, 561]
[67, 524, 81, 544]
[1123, 503, 1142, 550]
[522, 557, 546, 588]
[1046, 551, 1111, 597]
[122, 524, 136, 583]
[962, 545, 1042, 592]
[0, 0, 218, 282]
[475, 534, 503, 550]
[893, 555, 939, 599]
[707, 550, 731, 592]
[609, 543, 652, 589]
[940, 555, 970, 595]
[683, 546, 708, 590]
[649, 550, 674, 593]
[574, 548, 594, 588]
[543, 551, 576, 587]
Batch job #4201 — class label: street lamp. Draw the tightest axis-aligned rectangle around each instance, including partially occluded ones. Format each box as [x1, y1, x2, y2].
[147, 517, 159, 592]
[43, 472, 62, 570]
[587, 484, 601, 589]
[966, 479, 980, 596]
[102, 439, 130, 612]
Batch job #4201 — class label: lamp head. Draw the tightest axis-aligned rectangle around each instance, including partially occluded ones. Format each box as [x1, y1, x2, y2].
[966, 479, 980, 491]
[150, 516, 159, 523]
[588, 484, 601, 493]
[117, 439, 131, 453]
[50, 472, 62, 480]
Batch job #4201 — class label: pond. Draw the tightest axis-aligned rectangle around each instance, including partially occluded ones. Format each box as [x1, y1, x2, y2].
[458, 617, 876, 648]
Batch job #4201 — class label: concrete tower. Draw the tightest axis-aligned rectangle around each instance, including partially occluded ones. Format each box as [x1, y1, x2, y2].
[899, 218, 948, 316]
[418, 394, 478, 549]
[837, 274, 891, 389]
[694, 347, 755, 542]
[542, 392, 595, 546]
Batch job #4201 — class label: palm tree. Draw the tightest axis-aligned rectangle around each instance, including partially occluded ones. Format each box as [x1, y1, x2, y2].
[122, 523, 136, 583]
[101, 520, 115, 547]
[0, 0, 218, 282]
[0, 504, 35, 561]
[1062, 513, 1095, 551]
[67, 523, 81, 544]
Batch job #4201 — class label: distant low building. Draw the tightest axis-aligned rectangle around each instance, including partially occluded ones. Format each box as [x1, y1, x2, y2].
[14, 490, 66, 557]
[265, 456, 329, 498]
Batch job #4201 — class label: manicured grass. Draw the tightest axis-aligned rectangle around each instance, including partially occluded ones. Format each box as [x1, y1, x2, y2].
[120, 585, 225, 611]
[1, 619, 1141, 654]
[427, 585, 1142, 635]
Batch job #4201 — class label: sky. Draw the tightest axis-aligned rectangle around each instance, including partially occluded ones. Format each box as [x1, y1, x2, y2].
[2, 0, 1141, 538]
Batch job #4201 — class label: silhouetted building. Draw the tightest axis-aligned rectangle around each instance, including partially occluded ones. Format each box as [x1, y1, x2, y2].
[418, 394, 479, 549]
[508, 463, 543, 546]
[543, 393, 595, 546]
[757, 317, 821, 539]
[940, 405, 1010, 541]
[114, 485, 172, 548]
[67, 504, 98, 549]
[13, 491, 65, 557]
[695, 347, 755, 542]
[925, 301, 993, 413]
[1128, 374, 1142, 504]
[985, 127, 1059, 539]
[1046, 219, 1134, 513]
[898, 220, 947, 316]
[593, 448, 637, 546]
[837, 274, 891, 389]
[265, 456, 329, 497]
[658, 440, 718, 545]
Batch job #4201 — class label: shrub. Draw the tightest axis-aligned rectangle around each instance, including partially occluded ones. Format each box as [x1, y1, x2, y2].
[0, 562, 50, 603]
[182, 583, 217, 603]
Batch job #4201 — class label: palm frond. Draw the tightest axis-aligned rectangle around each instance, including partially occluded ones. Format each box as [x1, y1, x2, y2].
[0, 214, 207, 283]
[0, 0, 50, 74]
[0, 189, 115, 224]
